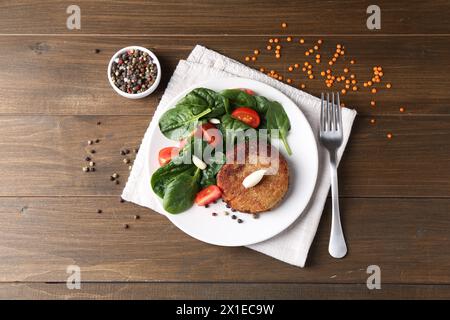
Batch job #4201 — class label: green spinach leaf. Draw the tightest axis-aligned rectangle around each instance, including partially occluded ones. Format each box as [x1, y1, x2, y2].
[265, 101, 292, 155]
[178, 88, 229, 118]
[220, 89, 256, 112]
[159, 105, 211, 141]
[163, 168, 201, 214]
[200, 152, 226, 188]
[254, 96, 271, 114]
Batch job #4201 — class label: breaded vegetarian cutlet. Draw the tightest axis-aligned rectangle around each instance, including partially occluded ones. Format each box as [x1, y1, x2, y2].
[217, 141, 289, 213]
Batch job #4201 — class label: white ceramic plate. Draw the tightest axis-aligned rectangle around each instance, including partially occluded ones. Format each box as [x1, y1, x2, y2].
[147, 77, 318, 246]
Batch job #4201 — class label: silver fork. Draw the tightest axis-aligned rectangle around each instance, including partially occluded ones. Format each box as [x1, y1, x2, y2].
[319, 92, 347, 258]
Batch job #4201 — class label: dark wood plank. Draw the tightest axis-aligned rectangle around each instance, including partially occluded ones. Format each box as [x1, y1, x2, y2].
[0, 36, 448, 115]
[1, 282, 449, 300]
[0, 197, 448, 283]
[0, 0, 449, 35]
[0, 115, 447, 197]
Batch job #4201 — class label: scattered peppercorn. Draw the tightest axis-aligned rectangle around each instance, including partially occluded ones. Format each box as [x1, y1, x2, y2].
[253, 214, 260, 219]
[94, 49, 101, 54]
[123, 224, 129, 229]
[134, 215, 140, 220]
[123, 158, 130, 164]
[85, 156, 91, 161]
[97, 209, 102, 214]
[95, 139, 100, 143]
[82, 167, 88, 172]
[97, 121, 101, 125]
[231, 215, 237, 220]
[90, 149, 96, 154]
[120, 198, 125, 203]
[89, 161, 95, 167]
[212, 212, 218, 216]
[88, 140, 93, 145]
[115, 180, 120, 184]
[237, 219, 243, 224]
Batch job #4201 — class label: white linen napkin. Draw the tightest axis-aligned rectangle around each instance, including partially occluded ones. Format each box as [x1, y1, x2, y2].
[122, 45, 357, 267]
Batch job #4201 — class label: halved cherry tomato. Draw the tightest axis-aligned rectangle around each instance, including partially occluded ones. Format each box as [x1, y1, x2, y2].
[239, 88, 256, 95]
[194, 185, 222, 206]
[194, 123, 222, 148]
[158, 147, 179, 166]
[231, 107, 260, 128]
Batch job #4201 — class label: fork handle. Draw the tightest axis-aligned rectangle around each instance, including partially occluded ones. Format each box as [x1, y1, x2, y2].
[328, 151, 347, 258]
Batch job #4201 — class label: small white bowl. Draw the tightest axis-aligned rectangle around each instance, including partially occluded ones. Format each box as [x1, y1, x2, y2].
[107, 46, 161, 99]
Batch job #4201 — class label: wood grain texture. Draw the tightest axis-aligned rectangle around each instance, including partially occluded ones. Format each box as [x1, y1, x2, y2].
[0, 36, 448, 115]
[0, 197, 448, 283]
[1, 282, 449, 300]
[0, 0, 449, 35]
[0, 115, 448, 197]
[0, 0, 449, 300]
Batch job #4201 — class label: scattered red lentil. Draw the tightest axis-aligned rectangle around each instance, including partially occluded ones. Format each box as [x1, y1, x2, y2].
[287, 36, 292, 42]
[386, 83, 392, 89]
[387, 133, 393, 139]
[254, 49, 260, 55]
[281, 22, 287, 28]
[267, 45, 272, 50]
[399, 107, 405, 112]
[299, 38, 305, 44]
[245, 56, 250, 61]
[370, 119, 376, 124]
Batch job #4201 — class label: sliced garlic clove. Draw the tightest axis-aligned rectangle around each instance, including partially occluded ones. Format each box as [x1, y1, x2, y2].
[208, 118, 221, 124]
[242, 169, 267, 189]
[192, 155, 207, 170]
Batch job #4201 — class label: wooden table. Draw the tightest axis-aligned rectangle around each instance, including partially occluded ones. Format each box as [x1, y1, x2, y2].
[0, 0, 449, 299]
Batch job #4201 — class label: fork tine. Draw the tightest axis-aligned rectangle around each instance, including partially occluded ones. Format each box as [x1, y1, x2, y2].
[327, 92, 332, 131]
[331, 92, 336, 131]
[320, 92, 325, 131]
[335, 92, 342, 131]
